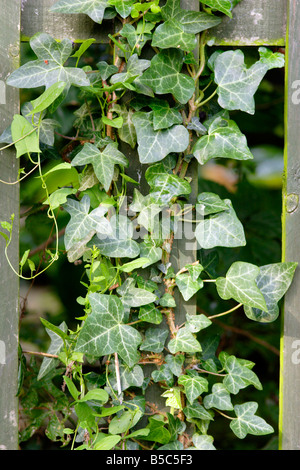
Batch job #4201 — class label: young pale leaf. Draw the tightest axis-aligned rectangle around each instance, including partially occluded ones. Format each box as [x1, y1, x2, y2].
[28, 81, 66, 115]
[11, 115, 40, 158]
[230, 402, 274, 439]
[168, 327, 202, 354]
[195, 199, 246, 249]
[191, 434, 216, 450]
[243, 262, 297, 322]
[50, 0, 110, 23]
[93, 435, 121, 450]
[71, 142, 128, 192]
[63, 195, 111, 251]
[89, 214, 140, 258]
[185, 313, 212, 333]
[139, 49, 195, 104]
[75, 293, 142, 367]
[132, 111, 189, 164]
[211, 47, 285, 114]
[193, 118, 253, 165]
[216, 261, 268, 311]
[7, 33, 89, 90]
[161, 387, 182, 410]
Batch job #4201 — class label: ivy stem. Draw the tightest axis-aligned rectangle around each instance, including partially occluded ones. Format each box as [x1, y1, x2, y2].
[208, 303, 243, 320]
[195, 88, 218, 108]
[214, 409, 235, 420]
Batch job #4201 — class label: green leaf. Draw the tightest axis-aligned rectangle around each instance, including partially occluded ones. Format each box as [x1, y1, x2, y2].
[119, 257, 150, 273]
[109, 363, 144, 392]
[97, 61, 118, 80]
[219, 353, 262, 395]
[140, 327, 169, 353]
[107, 0, 134, 18]
[118, 281, 158, 307]
[7, 33, 89, 89]
[11, 115, 40, 158]
[64, 376, 80, 401]
[89, 214, 140, 258]
[191, 433, 216, 450]
[146, 163, 191, 205]
[151, 19, 197, 52]
[230, 402, 274, 439]
[71, 142, 128, 192]
[43, 187, 77, 210]
[111, 104, 137, 148]
[183, 402, 214, 421]
[29, 81, 66, 115]
[139, 240, 162, 268]
[139, 49, 195, 104]
[38, 322, 68, 380]
[195, 199, 246, 249]
[102, 115, 123, 128]
[75, 293, 142, 367]
[143, 416, 172, 444]
[63, 195, 111, 251]
[203, 383, 234, 411]
[138, 304, 163, 325]
[168, 327, 202, 354]
[77, 388, 109, 403]
[110, 53, 150, 85]
[244, 262, 298, 323]
[93, 434, 121, 450]
[50, 0, 110, 23]
[22, 102, 60, 146]
[161, 387, 183, 410]
[175, 273, 203, 301]
[160, 293, 176, 308]
[178, 372, 208, 404]
[193, 118, 253, 165]
[72, 38, 96, 62]
[216, 261, 268, 311]
[109, 408, 142, 434]
[119, 23, 152, 55]
[185, 313, 212, 333]
[211, 47, 285, 114]
[132, 111, 189, 164]
[196, 192, 229, 216]
[152, 364, 174, 387]
[199, 0, 233, 17]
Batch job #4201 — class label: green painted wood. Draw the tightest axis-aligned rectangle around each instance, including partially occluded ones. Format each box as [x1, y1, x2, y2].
[0, 0, 21, 451]
[280, 0, 300, 451]
[21, 0, 287, 45]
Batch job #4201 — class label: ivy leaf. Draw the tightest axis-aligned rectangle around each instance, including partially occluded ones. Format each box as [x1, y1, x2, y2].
[96, 61, 118, 80]
[109, 363, 144, 392]
[150, 99, 183, 131]
[193, 118, 253, 165]
[219, 353, 262, 395]
[161, 387, 183, 410]
[244, 262, 298, 323]
[191, 434, 216, 450]
[139, 240, 162, 268]
[196, 192, 229, 216]
[178, 372, 208, 405]
[211, 48, 285, 114]
[151, 19, 197, 52]
[175, 273, 204, 301]
[168, 327, 202, 354]
[117, 278, 158, 307]
[110, 53, 151, 85]
[71, 142, 128, 192]
[185, 313, 212, 333]
[7, 33, 89, 90]
[139, 49, 195, 104]
[89, 214, 140, 259]
[140, 327, 169, 353]
[195, 199, 246, 249]
[107, 0, 134, 18]
[75, 293, 142, 367]
[119, 23, 152, 55]
[63, 195, 111, 251]
[152, 364, 174, 387]
[138, 303, 163, 324]
[199, 0, 233, 17]
[146, 166, 191, 206]
[230, 402, 274, 439]
[132, 111, 189, 164]
[37, 322, 68, 381]
[183, 402, 214, 421]
[50, 0, 110, 24]
[11, 115, 40, 158]
[216, 261, 268, 311]
[203, 383, 234, 411]
[111, 104, 137, 148]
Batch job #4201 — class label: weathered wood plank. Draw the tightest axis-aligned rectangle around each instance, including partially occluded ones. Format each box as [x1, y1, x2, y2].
[279, 0, 300, 451]
[0, 0, 21, 451]
[21, 0, 287, 45]
[207, 0, 287, 46]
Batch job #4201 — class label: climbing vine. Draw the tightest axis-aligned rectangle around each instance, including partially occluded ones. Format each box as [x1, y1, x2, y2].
[0, 0, 297, 451]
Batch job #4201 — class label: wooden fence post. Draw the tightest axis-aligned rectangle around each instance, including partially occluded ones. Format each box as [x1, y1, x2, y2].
[280, 0, 300, 451]
[0, 0, 21, 451]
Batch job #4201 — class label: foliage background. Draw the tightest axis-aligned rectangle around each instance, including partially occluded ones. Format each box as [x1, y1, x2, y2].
[17, 41, 284, 450]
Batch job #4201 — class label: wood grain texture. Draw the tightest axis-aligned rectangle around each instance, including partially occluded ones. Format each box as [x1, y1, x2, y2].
[280, 0, 300, 451]
[21, 0, 287, 45]
[0, 0, 21, 451]
[207, 0, 287, 45]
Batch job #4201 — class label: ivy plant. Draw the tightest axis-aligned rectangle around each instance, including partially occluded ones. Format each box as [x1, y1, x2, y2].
[0, 0, 296, 451]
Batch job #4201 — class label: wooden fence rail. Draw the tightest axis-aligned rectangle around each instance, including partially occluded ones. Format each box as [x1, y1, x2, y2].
[0, 0, 299, 450]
